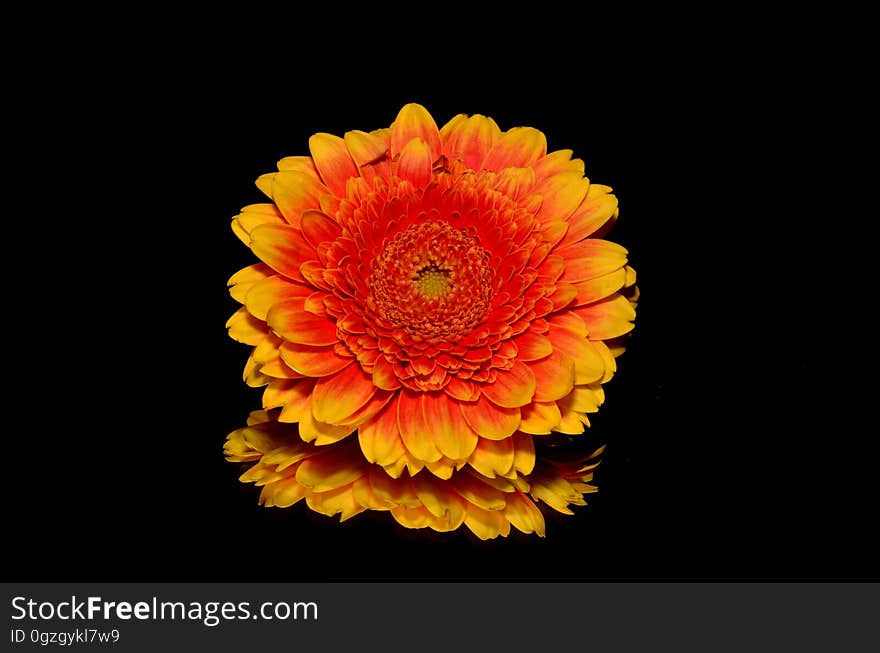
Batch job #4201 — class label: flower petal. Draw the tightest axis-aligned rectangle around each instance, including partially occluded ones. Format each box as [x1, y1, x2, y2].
[232, 204, 285, 244]
[452, 474, 507, 511]
[359, 400, 406, 466]
[442, 114, 502, 170]
[511, 331, 553, 361]
[572, 268, 627, 306]
[481, 127, 547, 171]
[311, 363, 377, 424]
[412, 474, 466, 528]
[309, 133, 359, 197]
[344, 129, 389, 166]
[244, 275, 311, 320]
[548, 321, 606, 385]
[536, 171, 590, 222]
[512, 433, 536, 475]
[298, 411, 356, 445]
[397, 391, 443, 463]
[295, 449, 363, 492]
[226, 307, 268, 345]
[249, 223, 315, 282]
[558, 186, 619, 248]
[445, 377, 480, 402]
[504, 491, 546, 536]
[558, 239, 628, 283]
[277, 378, 316, 423]
[481, 360, 536, 408]
[468, 437, 515, 478]
[396, 137, 432, 187]
[460, 396, 521, 441]
[390, 103, 441, 159]
[267, 297, 338, 346]
[279, 342, 353, 377]
[272, 170, 328, 227]
[300, 209, 342, 249]
[519, 400, 562, 435]
[463, 505, 510, 540]
[372, 355, 401, 391]
[421, 393, 478, 461]
[574, 294, 637, 340]
[529, 349, 575, 402]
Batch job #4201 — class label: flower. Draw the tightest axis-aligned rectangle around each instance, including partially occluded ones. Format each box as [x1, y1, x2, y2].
[226, 410, 604, 538]
[226, 103, 637, 537]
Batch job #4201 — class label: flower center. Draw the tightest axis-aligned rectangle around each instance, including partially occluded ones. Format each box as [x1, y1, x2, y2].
[414, 265, 450, 299]
[368, 221, 493, 340]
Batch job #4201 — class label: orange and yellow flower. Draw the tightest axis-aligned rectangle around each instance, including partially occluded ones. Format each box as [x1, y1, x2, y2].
[226, 103, 637, 538]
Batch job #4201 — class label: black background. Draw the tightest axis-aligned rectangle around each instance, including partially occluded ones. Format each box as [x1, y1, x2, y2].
[6, 34, 874, 581]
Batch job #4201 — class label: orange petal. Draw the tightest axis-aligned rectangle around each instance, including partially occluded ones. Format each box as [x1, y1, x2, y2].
[311, 363, 377, 424]
[511, 331, 553, 361]
[261, 478, 309, 508]
[445, 377, 480, 402]
[411, 474, 466, 528]
[512, 433, 536, 475]
[548, 322, 605, 384]
[228, 262, 273, 304]
[460, 395, 521, 440]
[504, 491, 546, 536]
[298, 411, 356, 445]
[244, 275, 311, 320]
[337, 389, 393, 427]
[536, 171, 590, 222]
[276, 155, 318, 176]
[396, 390, 442, 463]
[463, 505, 510, 540]
[421, 393, 478, 461]
[442, 114, 502, 170]
[300, 209, 341, 249]
[552, 406, 588, 434]
[369, 467, 420, 508]
[558, 239, 628, 283]
[272, 170, 328, 227]
[396, 137, 432, 187]
[558, 186, 619, 248]
[372, 355, 401, 391]
[481, 126, 547, 171]
[468, 437, 515, 478]
[392, 505, 432, 529]
[529, 349, 575, 402]
[519, 400, 562, 434]
[226, 307, 267, 345]
[267, 297, 338, 346]
[309, 133, 359, 197]
[351, 476, 394, 510]
[279, 342, 353, 377]
[344, 129, 388, 166]
[532, 149, 584, 180]
[425, 458, 457, 480]
[451, 474, 506, 511]
[481, 360, 536, 408]
[572, 268, 627, 306]
[277, 378, 317, 423]
[295, 449, 363, 492]
[249, 223, 315, 282]
[232, 204, 285, 244]
[390, 103, 441, 159]
[358, 399, 406, 466]
[574, 294, 637, 340]
[592, 341, 617, 383]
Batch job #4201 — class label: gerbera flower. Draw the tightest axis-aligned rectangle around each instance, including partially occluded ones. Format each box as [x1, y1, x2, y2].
[226, 103, 636, 537]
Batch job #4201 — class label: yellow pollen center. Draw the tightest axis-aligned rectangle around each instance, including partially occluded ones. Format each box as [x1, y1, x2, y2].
[414, 265, 450, 298]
